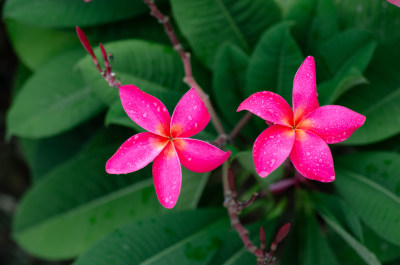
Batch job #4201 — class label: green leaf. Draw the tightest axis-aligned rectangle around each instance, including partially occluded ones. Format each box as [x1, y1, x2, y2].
[363, 226, 400, 263]
[336, 171, 400, 244]
[317, 68, 368, 105]
[317, 29, 377, 78]
[233, 151, 284, 187]
[310, 192, 364, 242]
[303, 213, 340, 265]
[6, 48, 105, 138]
[213, 44, 248, 126]
[13, 146, 210, 259]
[82, 15, 170, 46]
[105, 100, 146, 132]
[3, 0, 167, 28]
[5, 20, 79, 70]
[19, 118, 103, 181]
[73, 209, 226, 265]
[286, 0, 339, 53]
[170, 0, 281, 68]
[337, 41, 400, 145]
[335, 152, 400, 246]
[333, 0, 400, 42]
[336, 164, 400, 245]
[320, 212, 381, 265]
[77, 40, 187, 108]
[210, 220, 277, 264]
[245, 22, 303, 103]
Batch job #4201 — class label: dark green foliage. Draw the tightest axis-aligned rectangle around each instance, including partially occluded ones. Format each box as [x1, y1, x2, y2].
[4, 0, 400, 263]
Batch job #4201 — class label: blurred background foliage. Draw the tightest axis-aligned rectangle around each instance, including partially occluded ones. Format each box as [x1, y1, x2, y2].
[1, 0, 400, 264]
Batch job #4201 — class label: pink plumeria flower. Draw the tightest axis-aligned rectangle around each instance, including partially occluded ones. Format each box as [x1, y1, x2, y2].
[237, 56, 365, 182]
[106, 85, 230, 208]
[387, 0, 400, 7]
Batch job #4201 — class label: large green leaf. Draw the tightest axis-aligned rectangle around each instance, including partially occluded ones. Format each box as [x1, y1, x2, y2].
[13, 145, 210, 259]
[310, 192, 363, 242]
[320, 212, 381, 265]
[337, 41, 400, 144]
[317, 29, 376, 79]
[335, 152, 400, 246]
[213, 44, 248, 126]
[19, 118, 103, 181]
[333, 0, 400, 42]
[105, 100, 147, 132]
[77, 40, 188, 108]
[245, 22, 303, 103]
[317, 68, 368, 105]
[73, 209, 226, 265]
[335, 171, 400, 246]
[286, 0, 339, 53]
[210, 221, 278, 265]
[5, 20, 79, 70]
[2, 0, 166, 28]
[170, 0, 281, 68]
[74, 210, 279, 265]
[82, 15, 170, 46]
[303, 213, 340, 265]
[6, 48, 105, 138]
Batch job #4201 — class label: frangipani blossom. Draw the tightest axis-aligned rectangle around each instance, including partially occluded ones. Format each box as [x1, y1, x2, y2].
[387, 0, 400, 7]
[238, 56, 365, 182]
[106, 85, 230, 208]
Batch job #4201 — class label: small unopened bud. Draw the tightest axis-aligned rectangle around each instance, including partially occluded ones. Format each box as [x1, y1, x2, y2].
[276, 223, 291, 243]
[76, 26, 95, 58]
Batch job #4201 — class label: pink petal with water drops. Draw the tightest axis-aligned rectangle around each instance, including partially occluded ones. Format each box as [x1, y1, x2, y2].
[106, 132, 168, 174]
[170, 88, 210, 138]
[237, 92, 293, 126]
[253, 125, 295, 178]
[387, 0, 400, 7]
[292, 56, 319, 124]
[290, 130, 334, 182]
[297, 105, 366, 144]
[173, 138, 230, 173]
[152, 142, 182, 209]
[119, 85, 171, 137]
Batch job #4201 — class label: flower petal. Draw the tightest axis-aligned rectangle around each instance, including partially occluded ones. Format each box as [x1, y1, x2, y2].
[106, 132, 168, 174]
[253, 125, 295, 178]
[387, 0, 400, 7]
[297, 105, 366, 144]
[170, 88, 210, 138]
[292, 56, 319, 125]
[290, 130, 334, 182]
[237, 92, 293, 126]
[152, 142, 182, 209]
[174, 138, 230, 173]
[119, 85, 171, 137]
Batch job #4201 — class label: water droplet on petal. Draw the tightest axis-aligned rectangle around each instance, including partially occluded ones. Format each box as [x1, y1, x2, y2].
[143, 113, 147, 118]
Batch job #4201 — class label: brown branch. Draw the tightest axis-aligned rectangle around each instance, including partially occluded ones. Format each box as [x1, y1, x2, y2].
[143, 0, 226, 139]
[223, 166, 263, 259]
[223, 167, 292, 264]
[229, 112, 253, 142]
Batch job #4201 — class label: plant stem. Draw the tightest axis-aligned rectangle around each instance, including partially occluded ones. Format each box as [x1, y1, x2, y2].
[229, 112, 253, 141]
[143, 0, 226, 139]
[222, 164, 263, 258]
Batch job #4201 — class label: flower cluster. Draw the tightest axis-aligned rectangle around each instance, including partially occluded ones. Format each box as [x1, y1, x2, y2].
[107, 56, 365, 208]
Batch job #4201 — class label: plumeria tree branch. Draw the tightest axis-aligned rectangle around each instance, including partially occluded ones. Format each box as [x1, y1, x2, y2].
[142, 0, 227, 140]
[223, 167, 291, 264]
